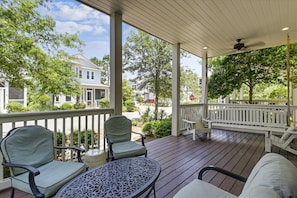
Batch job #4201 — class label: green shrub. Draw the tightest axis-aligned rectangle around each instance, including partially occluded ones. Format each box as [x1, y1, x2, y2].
[137, 95, 144, 103]
[125, 99, 136, 112]
[100, 98, 110, 108]
[141, 107, 154, 123]
[74, 102, 86, 109]
[60, 103, 73, 110]
[132, 118, 141, 126]
[142, 118, 172, 138]
[153, 118, 172, 138]
[53, 105, 60, 110]
[56, 131, 63, 146]
[28, 103, 51, 112]
[142, 122, 153, 136]
[6, 102, 29, 113]
[72, 129, 96, 148]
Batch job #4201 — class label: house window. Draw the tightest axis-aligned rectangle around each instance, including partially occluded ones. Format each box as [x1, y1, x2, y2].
[95, 89, 105, 99]
[87, 71, 90, 79]
[79, 70, 83, 78]
[55, 96, 59, 102]
[9, 87, 24, 99]
[66, 95, 71, 102]
[75, 68, 79, 77]
[91, 72, 94, 80]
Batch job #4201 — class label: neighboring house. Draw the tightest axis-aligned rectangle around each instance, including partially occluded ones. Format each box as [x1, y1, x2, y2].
[54, 54, 109, 108]
[0, 80, 27, 113]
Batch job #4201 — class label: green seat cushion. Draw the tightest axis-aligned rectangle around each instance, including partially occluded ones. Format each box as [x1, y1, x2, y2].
[112, 141, 146, 159]
[12, 160, 87, 198]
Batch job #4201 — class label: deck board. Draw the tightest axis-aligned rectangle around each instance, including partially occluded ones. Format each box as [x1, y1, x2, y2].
[1, 129, 297, 198]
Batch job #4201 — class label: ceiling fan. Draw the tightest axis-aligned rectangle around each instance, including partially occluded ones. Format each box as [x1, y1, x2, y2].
[233, 39, 245, 50]
[233, 38, 265, 51]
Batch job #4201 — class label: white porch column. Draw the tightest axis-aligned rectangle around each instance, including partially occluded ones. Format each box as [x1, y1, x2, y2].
[172, 43, 180, 136]
[110, 12, 122, 115]
[201, 50, 208, 117]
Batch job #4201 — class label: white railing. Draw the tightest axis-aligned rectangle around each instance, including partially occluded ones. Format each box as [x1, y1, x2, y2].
[0, 108, 114, 190]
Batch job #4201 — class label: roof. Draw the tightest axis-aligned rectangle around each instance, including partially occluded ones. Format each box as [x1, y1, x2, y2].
[78, 0, 297, 58]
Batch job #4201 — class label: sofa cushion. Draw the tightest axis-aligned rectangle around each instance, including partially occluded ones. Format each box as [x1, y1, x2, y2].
[174, 179, 237, 198]
[240, 153, 297, 198]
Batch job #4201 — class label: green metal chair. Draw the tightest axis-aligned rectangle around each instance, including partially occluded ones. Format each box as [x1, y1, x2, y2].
[0, 125, 88, 198]
[104, 115, 147, 161]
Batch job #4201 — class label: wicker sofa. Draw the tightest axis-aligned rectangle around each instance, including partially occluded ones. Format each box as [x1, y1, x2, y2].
[174, 153, 297, 198]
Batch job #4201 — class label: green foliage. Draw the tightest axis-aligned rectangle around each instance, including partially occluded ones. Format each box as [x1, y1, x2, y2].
[137, 95, 144, 103]
[56, 131, 63, 146]
[123, 79, 134, 104]
[180, 68, 201, 102]
[268, 86, 287, 99]
[142, 122, 153, 136]
[123, 30, 173, 119]
[0, 0, 82, 98]
[73, 102, 86, 109]
[125, 99, 136, 112]
[60, 103, 73, 110]
[153, 118, 172, 138]
[142, 118, 172, 138]
[208, 46, 287, 103]
[28, 92, 51, 111]
[100, 98, 110, 108]
[6, 102, 29, 113]
[72, 129, 95, 147]
[53, 105, 60, 110]
[141, 107, 154, 123]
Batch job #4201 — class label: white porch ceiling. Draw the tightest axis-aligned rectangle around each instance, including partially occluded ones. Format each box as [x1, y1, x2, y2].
[78, 0, 297, 58]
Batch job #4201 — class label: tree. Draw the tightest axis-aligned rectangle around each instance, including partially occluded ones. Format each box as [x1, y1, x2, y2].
[0, 0, 83, 107]
[123, 30, 172, 120]
[90, 55, 110, 85]
[208, 47, 286, 103]
[122, 79, 134, 103]
[180, 68, 201, 102]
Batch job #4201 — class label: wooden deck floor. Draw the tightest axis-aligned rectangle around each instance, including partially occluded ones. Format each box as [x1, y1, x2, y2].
[1, 129, 297, 198]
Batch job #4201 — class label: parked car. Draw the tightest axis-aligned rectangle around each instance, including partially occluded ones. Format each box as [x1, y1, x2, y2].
[144, 99, 155, 103]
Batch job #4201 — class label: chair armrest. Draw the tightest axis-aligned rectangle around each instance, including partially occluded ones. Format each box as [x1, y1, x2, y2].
[54, 146, 85, 163]
[198, 165, 247, 182]
[2, 162, 43, 197]
[2, 162, 39, 175]
[104, 134, 114, 144]
[183, 119, 196, 125]
[132, 131, 146, 146]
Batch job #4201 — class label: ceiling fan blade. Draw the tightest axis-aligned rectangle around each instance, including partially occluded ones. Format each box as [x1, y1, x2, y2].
[246, 41, 265, 48]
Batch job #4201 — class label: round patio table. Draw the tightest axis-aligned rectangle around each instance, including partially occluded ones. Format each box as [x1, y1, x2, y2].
[55, 157, 161, 198]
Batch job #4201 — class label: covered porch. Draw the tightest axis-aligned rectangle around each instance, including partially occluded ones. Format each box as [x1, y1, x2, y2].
[1, 129, 297, 197]
[1, 0, 297, 196]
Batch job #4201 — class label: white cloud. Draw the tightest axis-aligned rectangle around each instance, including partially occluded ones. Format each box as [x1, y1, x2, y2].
[53, 1, 109, 24]
[55, 21, 93, 34]
[47, 0, 109, 36]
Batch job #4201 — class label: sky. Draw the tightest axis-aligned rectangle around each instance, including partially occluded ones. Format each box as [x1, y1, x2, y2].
[42, 0, 202, 76]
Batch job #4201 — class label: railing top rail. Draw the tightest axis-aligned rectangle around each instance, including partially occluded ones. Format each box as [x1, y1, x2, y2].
[0, 108, 114, 124]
